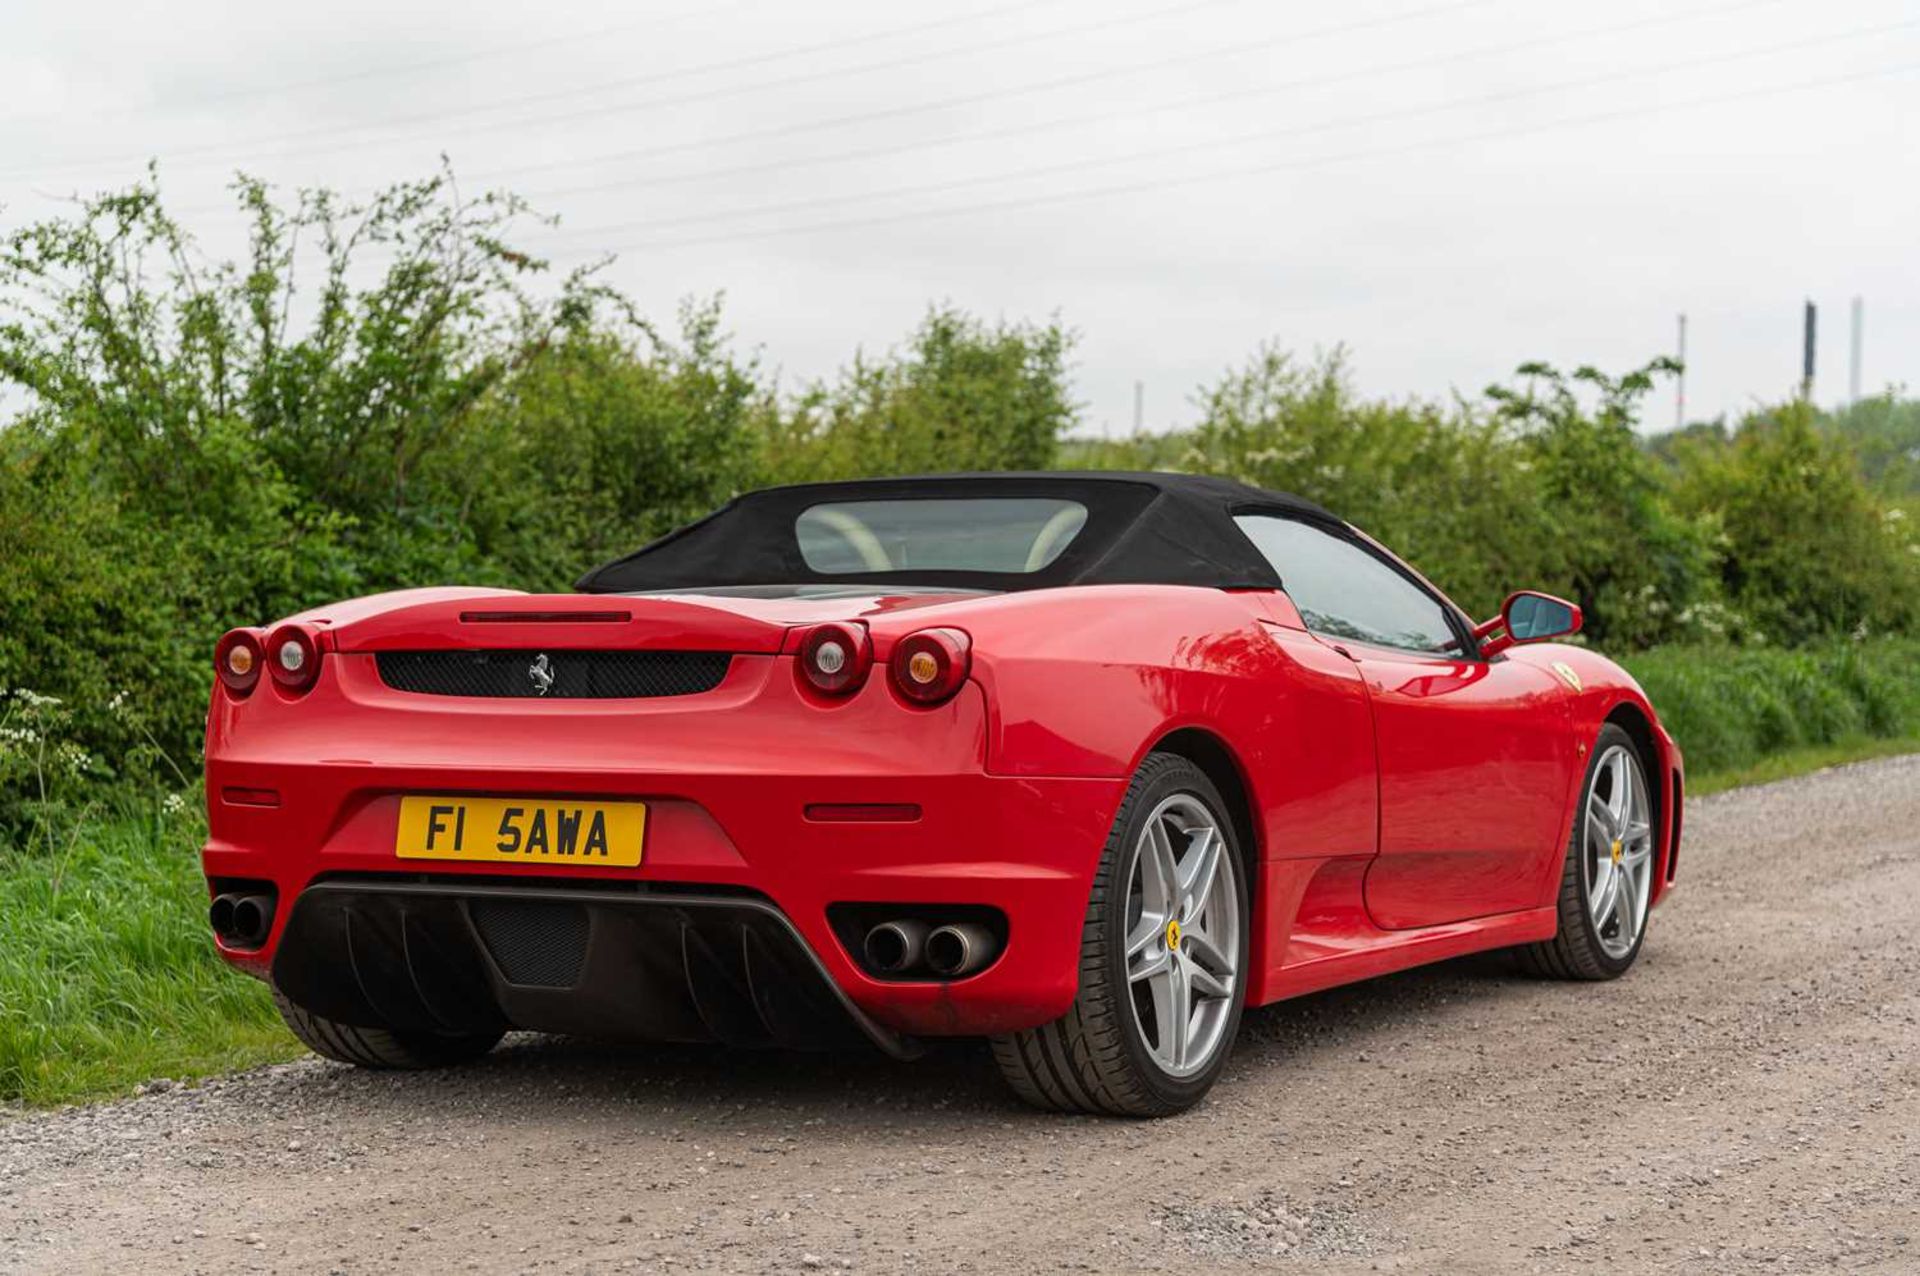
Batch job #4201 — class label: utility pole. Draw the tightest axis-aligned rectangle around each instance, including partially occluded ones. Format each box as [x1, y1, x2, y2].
[1848, 296, 1864, 406]
[1133, 380, 1144, 434]
[1801, 300, 1817, 403]
[1674, 313, 1687, 430]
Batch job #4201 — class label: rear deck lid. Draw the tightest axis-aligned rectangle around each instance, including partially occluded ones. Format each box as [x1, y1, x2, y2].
[315, 591, 791, 654]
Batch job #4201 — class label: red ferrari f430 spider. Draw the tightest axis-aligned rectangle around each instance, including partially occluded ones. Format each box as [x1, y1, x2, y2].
[204, 473, 1682, 1115]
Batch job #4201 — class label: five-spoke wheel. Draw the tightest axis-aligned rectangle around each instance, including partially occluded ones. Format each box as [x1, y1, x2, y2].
[1124, 794, 1241, 1078]
[1584, 742, 1654, 960]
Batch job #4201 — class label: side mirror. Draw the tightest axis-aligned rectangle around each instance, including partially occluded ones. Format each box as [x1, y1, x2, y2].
[1474, 591, 1582, 656]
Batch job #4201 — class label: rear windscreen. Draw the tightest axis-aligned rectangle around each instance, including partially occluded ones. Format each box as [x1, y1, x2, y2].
[795, 498, 1089, 575]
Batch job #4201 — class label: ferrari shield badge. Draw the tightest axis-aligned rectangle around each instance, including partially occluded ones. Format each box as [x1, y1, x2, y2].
[1550, 660, 1583, 692]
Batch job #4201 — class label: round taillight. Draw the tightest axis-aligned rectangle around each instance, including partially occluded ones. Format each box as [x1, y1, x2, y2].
[214, 629, 263, 697]
[889, 628, 971, 705]
[797, 623, 872, 696]
[265, 624, 322, 694]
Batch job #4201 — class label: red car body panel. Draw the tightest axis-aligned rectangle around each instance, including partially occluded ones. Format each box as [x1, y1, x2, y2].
[205, 569, 1682, 1042]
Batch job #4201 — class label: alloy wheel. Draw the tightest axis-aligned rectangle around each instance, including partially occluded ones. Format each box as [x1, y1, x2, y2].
[1583, 744, 1654, 959]
[1123, 793, 1240, 1078]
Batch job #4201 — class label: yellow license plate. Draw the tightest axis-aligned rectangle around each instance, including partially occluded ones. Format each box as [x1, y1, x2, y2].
[395, 796, 645, 867]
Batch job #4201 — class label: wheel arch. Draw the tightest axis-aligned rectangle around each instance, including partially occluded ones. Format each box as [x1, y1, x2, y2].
[1147, 726, 1260, 874]
[1602, 700, 1675, 895]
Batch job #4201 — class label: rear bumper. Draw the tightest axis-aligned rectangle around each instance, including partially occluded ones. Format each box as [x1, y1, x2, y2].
[203, 658, 1128, 1039]
[273, 880, 919, 1057]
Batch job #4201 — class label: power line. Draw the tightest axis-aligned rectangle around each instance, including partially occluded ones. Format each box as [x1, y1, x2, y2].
[147, 0, 1524, 223]
[523, 13, 1905, 245]
[447, 0, 1501, 190]
[0, 0, 1249, 183]
[0, 0, 757, 128]
[505, 0, 1794, 207]
[142, 0, 1795, 228]
[531, 59, 1920, 259]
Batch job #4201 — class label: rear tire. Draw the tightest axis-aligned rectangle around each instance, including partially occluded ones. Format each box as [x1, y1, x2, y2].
[991, 753, 1250, 1117]
[271, 987, 504, 1069]
[1516, 723, 1656, 981]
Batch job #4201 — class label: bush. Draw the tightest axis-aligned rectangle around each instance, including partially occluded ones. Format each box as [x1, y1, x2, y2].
[1623, 639, 1920, 776]
[761, 306, 1075, 482]
[1171, 348, 1721, 642]
[1667, 406, 1919, 644]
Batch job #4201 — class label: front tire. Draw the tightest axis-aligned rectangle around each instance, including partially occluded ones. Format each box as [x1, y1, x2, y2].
[992, 753, 1250, 1117]
[271, 987, 504, 1069]
[1517, 723, 1657, 980]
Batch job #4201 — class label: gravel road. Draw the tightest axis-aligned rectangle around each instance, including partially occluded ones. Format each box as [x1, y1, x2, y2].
[5, 754, 1918, 1275]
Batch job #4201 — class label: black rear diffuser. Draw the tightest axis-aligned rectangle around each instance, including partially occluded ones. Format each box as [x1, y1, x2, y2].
[271, 879, 918, 1059]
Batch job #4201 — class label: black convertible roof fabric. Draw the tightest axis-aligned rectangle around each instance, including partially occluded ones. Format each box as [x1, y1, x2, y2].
[576, 472, 1338, 594]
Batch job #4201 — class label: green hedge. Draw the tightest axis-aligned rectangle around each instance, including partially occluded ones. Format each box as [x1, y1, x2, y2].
[1622, 639, 1920, 778]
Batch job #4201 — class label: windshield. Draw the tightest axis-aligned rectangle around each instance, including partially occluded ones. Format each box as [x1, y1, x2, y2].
[795, 498, 1089, 575]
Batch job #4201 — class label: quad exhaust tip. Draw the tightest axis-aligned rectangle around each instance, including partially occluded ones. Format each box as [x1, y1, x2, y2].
[924, 922, 996, 978]
[863, 920, 929, 974]
[211, 891, 276, 949]
[860, 918, 1001, 979]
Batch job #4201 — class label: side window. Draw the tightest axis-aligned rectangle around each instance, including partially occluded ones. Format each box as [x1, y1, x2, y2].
[1234, 515, 1459, 655]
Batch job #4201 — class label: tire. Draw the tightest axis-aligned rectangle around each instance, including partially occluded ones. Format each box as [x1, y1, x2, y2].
[991, 753, 1251, 1117]
[271, 987, 504, 1070]
[1516, 723, 1657, 981]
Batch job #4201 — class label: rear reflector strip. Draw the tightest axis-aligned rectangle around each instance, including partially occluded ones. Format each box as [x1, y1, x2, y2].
[803, 803, 922, 823]
[459, 610, 631, 624]
[222, 786, 282, 808]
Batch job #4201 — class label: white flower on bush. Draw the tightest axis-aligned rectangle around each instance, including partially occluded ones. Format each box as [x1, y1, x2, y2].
[162, 792, 187, 815]
[13, 689, 61, 709]
[56, 743, 92, 775]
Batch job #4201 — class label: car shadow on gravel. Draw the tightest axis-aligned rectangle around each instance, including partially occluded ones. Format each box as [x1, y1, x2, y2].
[1232, 949, 1535, 1064]
[263, 950, 1540, 1123]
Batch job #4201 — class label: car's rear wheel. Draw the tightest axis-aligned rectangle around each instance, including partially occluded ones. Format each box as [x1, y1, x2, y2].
[1516, 723, 1656, 980]
[271, 987, 504, 1069]
[991, 753, 1249, 1117]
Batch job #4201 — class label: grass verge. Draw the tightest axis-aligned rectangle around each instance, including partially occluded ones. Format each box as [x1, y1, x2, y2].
[1622, 638, 1920, 777]
[1685, 734, 1920, 797]
[0, 802, 294, 1107]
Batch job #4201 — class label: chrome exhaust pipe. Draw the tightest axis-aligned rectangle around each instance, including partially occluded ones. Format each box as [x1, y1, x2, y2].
[924, 922, 998, 978]
[230, 893, 276, 948]
[863, 920, 930, 974]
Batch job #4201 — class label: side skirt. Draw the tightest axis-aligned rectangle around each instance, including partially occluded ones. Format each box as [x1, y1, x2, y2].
[1247, 855, 1559, 1006]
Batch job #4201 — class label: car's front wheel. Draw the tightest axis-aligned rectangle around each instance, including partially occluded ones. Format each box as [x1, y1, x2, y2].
[271, 987, 504, 1069]
[992, 753, 1250, 1117]
[1517, 723, 1657, 980]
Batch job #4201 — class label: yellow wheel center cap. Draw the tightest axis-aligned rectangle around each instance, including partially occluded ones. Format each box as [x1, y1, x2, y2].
[1165, 918, 1183, 951]
[1610, 838, 1623, 865]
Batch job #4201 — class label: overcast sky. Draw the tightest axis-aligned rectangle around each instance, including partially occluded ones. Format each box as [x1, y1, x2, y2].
[2, 0, 1914, 435]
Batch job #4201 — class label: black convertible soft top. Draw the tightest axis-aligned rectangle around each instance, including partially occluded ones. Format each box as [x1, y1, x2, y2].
[577, 472, 1337, 594]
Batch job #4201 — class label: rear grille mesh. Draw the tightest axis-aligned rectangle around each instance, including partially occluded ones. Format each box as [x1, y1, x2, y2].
[469, 900, 590, 987]
[376, 650, 731, 699]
